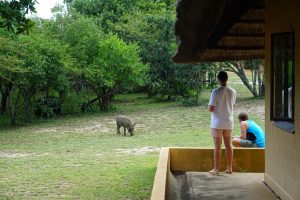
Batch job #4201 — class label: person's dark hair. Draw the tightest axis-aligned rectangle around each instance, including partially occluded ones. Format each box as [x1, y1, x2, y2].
[238, 113, 249, 121]
[217, 71, 228, 82]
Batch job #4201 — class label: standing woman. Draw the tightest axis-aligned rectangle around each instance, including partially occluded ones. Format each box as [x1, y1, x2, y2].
[208, 71, 236, 174]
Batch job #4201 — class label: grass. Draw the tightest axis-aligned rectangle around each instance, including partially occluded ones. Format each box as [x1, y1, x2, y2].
[0, 72, 264, 199]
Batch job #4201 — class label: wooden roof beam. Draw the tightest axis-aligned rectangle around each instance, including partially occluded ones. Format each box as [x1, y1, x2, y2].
[237, 19, 265, 24]
[250, 6, 265, 10]
[211, 45, 265, 50]
[225, 33, 265, 37]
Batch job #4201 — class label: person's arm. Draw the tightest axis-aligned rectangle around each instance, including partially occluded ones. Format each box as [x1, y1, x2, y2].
[208, 105, 215, 112]
[234, 91, 237, 105]
[208, 90, 217, 113]
[239, 121, 248, 140]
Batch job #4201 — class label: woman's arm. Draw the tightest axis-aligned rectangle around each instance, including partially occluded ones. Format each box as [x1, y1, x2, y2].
[208, 90, 217, 113]
[208, 105, 215, 112]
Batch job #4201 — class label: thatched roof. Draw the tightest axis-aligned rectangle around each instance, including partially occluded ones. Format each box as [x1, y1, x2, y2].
[172, 0, 265, 63]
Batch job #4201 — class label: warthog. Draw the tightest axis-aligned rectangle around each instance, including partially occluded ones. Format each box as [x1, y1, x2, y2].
[116, 115, 136, 136]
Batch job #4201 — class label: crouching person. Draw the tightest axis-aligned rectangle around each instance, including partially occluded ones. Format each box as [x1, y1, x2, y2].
[232, 113, 265, 148]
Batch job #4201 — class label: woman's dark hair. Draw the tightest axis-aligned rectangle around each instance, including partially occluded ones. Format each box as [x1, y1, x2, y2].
[217, 71, 228, 82]
[238, 113, 249, 121]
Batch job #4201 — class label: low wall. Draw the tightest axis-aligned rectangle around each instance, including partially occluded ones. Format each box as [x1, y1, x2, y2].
[151, 147, 265, 200]
[170, 147, 265, 172]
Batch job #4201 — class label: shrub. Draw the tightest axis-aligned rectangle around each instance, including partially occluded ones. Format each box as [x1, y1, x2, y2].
[34, 96, 61, 118]
[181, 97, 200, 107]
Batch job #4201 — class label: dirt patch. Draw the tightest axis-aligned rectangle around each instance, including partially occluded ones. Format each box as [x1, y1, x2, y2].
[235, 101, 265, 121]
[0, 152, 51, 158]
[0, 152, 36, 158]
[34, 128, 58, 133]
[73, 124, 110, 133]
[34, 121, 113, 134]
[116, 146, 160, 155]
[59, 181, 69, 190]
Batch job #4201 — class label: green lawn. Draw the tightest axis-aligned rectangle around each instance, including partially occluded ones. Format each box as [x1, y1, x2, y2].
[0, 73, 264, 199]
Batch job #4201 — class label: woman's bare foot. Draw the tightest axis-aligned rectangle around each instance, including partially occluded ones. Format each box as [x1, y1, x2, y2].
[209, 169, 219, 175]
[225, 169, 232, 174]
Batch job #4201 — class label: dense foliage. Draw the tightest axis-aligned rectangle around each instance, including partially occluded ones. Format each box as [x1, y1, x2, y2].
[0, 0, 36, 34]
[0, 0, 262, 126]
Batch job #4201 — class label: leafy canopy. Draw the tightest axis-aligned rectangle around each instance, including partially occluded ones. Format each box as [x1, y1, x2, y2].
[0, 0, 37, 34]
[85, 35, 148, 92]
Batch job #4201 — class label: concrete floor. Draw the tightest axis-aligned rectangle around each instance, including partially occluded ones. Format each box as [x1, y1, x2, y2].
[170, 172, 279, 200]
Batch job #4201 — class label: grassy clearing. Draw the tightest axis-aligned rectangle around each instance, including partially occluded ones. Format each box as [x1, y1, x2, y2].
[0, 73, 264, 199]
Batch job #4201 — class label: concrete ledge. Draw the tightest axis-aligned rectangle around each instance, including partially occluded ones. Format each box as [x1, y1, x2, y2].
[151, 147, 265, 200]
[170, 147, 265, 172]
[151, 147, 170, 200]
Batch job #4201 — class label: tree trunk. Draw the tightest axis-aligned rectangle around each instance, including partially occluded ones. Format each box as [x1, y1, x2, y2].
[97, 96, 102, 111]
[59, 90, 66, 104]
[100, 88, 115, 111]
[1, 90, 8, 115]
[253, 69, 258, 95]
[45, 86, 49, 97]
[258, 64, 264, 97]
[24, 96, 32, 122]
[196, 88, 201, 103]
[93, 87, 115, 111]
[21, 87, 36, 122]
[8, 87, 21, 126]
[237, 68, 258, 97]
[101, 95, 110, 110]
[81, 97, 98, 112]
[9, 102, 16, 126]
[261, 80, 265, 96]
[1, 83, 13, 115]
[227, 61, 259, 97]
[251, 63, 257, 96]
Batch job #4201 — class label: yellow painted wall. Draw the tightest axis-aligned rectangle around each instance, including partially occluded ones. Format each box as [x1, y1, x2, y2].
[151, 148, 265, 200]
[169, 148, 265, 172]
[265, 1, 300, 200]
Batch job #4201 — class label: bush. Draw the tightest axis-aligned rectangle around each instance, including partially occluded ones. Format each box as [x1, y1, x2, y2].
[34, 96, 61, 118]
[61, 93, 83, 115]
[181, 97, 199, 107]
[60, 91, 97, 115]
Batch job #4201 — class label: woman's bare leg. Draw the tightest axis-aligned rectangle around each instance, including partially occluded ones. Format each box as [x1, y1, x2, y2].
[211, 129, 222, 173]
[214, 136, 222, 172]
[223, 129, 233, 173]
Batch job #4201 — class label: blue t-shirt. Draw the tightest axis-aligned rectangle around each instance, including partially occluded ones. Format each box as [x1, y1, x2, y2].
[246, 120, 265, 147]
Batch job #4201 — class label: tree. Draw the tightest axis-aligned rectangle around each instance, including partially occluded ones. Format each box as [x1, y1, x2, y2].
[0, 24, 72, 124]
[83, 35, 148, 110]
[174, 63, 218, 100]
[0, 0, 37, 124]
[68, 0, 181, 98]
[42, 12, 148, 110]
[223, 60, 264, 97]
[67, 0, 143, 32]
[112, 2, 218, 100]
[0, 35, 25, 125]
[0, 29, 25, 114]
[0, 0, 36, 34]
[111, 2, 178, 98]
[18, 34, 71, 121]
[248, 60, 264, 97]
[41, 13, 104, 91]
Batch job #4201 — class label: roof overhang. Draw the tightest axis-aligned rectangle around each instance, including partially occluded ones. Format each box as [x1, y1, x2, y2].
[172, 0, 265, 63]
